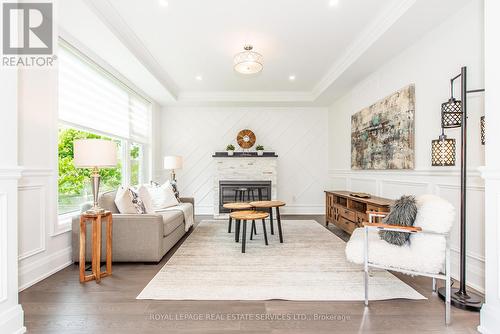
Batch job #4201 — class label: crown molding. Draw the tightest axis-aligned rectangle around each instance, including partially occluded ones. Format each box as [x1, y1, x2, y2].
[312, 0, 417, 100]
[177, 91, 315, 103]
[83, 0, 178, 101]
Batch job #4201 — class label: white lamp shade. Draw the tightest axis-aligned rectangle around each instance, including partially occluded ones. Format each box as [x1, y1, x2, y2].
[164, 156, 183, 170]
[73, 139, 118, 168]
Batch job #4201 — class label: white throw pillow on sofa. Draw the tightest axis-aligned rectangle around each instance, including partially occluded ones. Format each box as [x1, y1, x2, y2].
[114, 186, 137, 214]
[137, 184, 155, 214]
[147, 182, 179, 210]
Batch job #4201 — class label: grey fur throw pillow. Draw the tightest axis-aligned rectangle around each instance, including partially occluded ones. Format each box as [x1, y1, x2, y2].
[379, 195, 417, 246]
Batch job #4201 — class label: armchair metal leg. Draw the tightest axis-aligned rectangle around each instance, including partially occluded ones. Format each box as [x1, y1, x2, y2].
[445, 243, 451, 325]
[432, 277, 437, 293]
[364, 227, 369, 306]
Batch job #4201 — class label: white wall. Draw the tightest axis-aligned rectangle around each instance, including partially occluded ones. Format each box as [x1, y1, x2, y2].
[479, 0, 500, 332]
[328, 1, 485, 291]
[16, 67, 74, 291]
[0, 70, 26, 333]
[159, 107, 329, 215]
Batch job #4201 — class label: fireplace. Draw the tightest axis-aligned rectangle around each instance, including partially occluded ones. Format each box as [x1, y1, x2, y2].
[219, 180, 271, 213]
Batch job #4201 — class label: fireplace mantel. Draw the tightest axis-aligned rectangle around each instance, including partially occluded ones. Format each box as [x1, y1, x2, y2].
[212, 152, 278, 158]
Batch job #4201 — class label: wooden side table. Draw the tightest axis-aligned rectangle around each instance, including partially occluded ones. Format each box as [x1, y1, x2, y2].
[229, 210, 269, 253]
[79, 211, 113, 283]
[249, 200, 286, 243]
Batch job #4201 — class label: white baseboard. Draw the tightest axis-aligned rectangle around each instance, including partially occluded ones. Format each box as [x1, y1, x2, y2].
[18, 247, 72, 292]
[0, 305, 26, 334]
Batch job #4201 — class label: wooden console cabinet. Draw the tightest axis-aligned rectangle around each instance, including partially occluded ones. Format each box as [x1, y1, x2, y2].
[325, 191, 393, 234]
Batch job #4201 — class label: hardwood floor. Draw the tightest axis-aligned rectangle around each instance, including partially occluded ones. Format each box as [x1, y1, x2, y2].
[20, 215, 480, 333]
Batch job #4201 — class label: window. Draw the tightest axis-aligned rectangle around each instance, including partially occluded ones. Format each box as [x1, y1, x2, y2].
[57, 126, 122, 214]
[57, 40, 152, 217]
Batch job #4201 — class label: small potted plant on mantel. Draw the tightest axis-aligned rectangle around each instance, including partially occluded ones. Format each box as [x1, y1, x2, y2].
[226, 144, 235, 156]
[256, 145, 264, 156]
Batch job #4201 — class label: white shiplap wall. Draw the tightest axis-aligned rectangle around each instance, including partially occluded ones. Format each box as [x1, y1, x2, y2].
[159, 107, 329, 215]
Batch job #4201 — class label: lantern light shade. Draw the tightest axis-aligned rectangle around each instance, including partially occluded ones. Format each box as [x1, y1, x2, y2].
[73, 139, 117, 168]
[441, 98, 463, 128]
[480, 115, 485, 145]
[431, 136, 456, 166]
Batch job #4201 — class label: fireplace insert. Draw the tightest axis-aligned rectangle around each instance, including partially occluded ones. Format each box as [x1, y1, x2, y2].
[219, 180, 271, 213]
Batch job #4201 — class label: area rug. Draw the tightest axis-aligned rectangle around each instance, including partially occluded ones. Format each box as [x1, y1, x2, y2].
[137, 220, 425, 301]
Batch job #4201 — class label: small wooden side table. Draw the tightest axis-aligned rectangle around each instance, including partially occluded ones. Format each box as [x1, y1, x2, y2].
[249, 200, 286, 243]
[229, 210, 269, 253]
[79, 211, 113, 283]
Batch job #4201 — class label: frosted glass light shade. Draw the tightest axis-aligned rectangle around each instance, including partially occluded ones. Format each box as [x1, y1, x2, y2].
[233, 45, 263, 75]
[164, 156, 183, 170]
[73, 139, 118, 168]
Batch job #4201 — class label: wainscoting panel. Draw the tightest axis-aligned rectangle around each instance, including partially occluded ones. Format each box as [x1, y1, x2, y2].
[0, 192, 7, 303]
[380, 180, 430, 199]
[18, 185, 46, 260]
[160, 107, 329, 215]
[328, 169, 485, 292]
[17, 168, 73, 292]
[350, 178, 377, 194]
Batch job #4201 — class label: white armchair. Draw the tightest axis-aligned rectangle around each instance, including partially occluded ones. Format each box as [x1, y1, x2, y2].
[345, 194, 455, 325]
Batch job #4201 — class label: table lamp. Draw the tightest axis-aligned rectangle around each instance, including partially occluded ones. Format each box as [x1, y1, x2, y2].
[163, 155, 183, 183]
[74, 139, 117, 214]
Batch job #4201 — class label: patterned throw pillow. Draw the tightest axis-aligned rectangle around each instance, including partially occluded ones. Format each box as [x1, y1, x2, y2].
[379, 195, 418, 246]
[170, 180, 180, 201]
[128, 188, 147, 214]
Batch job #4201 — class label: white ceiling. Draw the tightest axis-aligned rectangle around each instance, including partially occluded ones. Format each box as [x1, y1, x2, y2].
[59, 0, 472, 106]
[107, 0, 393, 92]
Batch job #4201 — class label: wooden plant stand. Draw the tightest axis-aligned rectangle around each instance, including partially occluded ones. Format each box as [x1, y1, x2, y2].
[79, 211, 113, 283]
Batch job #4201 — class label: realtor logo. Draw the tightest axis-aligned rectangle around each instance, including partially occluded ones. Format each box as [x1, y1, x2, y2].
[1, 1, 56, 67]
[2, 2, 53, 55]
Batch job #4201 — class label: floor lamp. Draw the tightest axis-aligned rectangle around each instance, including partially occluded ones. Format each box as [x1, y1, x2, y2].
[431, 66, 484, 311]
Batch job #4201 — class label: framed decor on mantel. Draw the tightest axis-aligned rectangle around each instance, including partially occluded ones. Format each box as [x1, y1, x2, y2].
[351, 84, 415, 170]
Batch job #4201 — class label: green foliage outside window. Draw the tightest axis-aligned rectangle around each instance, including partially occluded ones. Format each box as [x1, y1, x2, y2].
[58, 127, 122, 214]
[129, 143, 141, 185]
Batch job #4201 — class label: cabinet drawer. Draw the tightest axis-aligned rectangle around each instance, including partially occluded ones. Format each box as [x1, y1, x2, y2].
[339, 217, 356, 234]
[340, 208, 356, 221]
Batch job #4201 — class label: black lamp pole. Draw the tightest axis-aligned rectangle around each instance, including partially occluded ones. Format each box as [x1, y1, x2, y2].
[437, 66, 483, 311]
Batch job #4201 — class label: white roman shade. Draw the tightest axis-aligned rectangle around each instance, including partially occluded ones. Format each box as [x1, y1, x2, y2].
[58, 42, 151, 144]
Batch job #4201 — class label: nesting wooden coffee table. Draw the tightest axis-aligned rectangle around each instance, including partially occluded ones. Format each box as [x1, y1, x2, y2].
[223, 202, 254, 238]
[249, 200, 286, 243]
[229, 210, 269, 253]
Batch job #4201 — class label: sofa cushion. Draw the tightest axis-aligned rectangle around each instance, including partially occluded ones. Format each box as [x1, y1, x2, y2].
[158, 210, 184, 236]
[114, 186, 137, 214]
[148, 182, 179, 210]
[137, 185, 154, 214]
[99, 190, 119, 213]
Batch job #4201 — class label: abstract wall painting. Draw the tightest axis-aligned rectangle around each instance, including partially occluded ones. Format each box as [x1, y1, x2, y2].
[351, 84, 415, 170]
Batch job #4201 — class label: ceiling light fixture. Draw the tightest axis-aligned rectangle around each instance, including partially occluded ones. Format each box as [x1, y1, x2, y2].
[195, 75, 203, 81]
[288, 75, 296, 81]
[233, 45, 263, 75]
[328, 0, 339, 7]
[158, 0, 168, 7]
